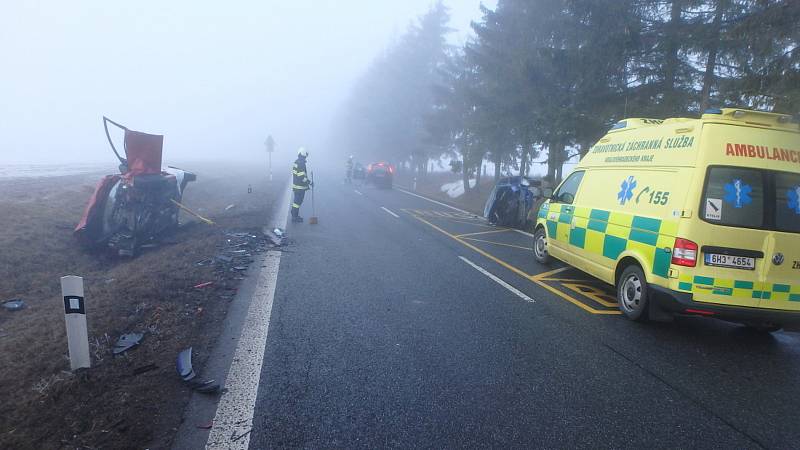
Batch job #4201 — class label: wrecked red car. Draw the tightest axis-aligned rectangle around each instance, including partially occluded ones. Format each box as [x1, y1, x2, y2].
[75, 117, 196, 256]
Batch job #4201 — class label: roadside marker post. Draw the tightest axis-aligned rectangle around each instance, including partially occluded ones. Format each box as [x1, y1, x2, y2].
[265, 135, 275, 184]
[60, 275, 91, 371]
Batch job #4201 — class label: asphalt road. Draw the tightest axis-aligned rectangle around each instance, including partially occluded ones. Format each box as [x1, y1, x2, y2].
[247, 173, 800, 449]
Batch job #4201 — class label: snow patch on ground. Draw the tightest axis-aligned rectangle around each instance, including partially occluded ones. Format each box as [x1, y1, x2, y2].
[441, 179, 476, 198]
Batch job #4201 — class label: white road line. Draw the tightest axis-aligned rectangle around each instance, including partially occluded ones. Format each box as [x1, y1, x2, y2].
[513, 229, 535, 238]
[206, 252, 281, 449]
[395, 187, 473, 215]
[458, 256, 535, 303]
[206, 187, 290, 450]
[381, 206, 400, 218]
[354, 189, 363, 196]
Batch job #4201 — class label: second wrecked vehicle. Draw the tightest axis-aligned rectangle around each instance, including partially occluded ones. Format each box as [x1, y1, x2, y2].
[74, 117, 197, 256]
[484, 176, 549, 230]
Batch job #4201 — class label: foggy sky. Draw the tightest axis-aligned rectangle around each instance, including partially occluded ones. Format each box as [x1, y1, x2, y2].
[0, 1, 495, 167]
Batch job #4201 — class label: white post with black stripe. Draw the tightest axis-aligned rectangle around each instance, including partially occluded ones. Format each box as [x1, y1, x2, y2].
[61, 275, 90, 370]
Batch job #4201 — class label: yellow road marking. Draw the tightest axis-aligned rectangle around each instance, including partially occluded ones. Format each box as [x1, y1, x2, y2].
[562, 283, 618, 308]
[447, 219, 496, 228]
[414, 214, 495, 228]
[409, 213, 620, 315]
[532, 278, 622, 315]
[402, 209, 491, 227]
[456, 229, 512, 238]
[410, 214, 533, 277]
[414, 209, 480, 220]
[461, 237, 532, 251]
[538, 277, 608, 284]
[531, 266, 571, 280]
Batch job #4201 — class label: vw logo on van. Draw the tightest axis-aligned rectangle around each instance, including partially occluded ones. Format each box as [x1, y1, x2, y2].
[773, 253, 785, 266]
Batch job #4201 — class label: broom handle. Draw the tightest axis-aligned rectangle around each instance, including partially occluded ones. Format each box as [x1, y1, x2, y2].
[170, 199, 215, 225]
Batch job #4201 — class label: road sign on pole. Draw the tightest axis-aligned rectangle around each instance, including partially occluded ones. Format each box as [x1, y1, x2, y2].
[265, 135, 275, 183]
[60, 275, 91, 371]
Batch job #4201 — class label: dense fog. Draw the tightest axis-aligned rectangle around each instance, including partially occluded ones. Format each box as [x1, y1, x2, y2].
[0, 1, 492, 168]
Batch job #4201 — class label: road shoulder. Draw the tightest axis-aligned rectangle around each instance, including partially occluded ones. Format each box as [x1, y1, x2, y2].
[172, 183, 291, 449]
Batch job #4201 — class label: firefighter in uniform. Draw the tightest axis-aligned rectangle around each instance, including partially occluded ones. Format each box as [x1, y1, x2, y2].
[291, 148, 311, 223]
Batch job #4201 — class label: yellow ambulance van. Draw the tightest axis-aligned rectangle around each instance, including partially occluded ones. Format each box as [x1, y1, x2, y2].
[533, 108, 800, 331]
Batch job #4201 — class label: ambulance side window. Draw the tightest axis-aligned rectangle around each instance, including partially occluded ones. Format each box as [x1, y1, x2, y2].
[775, 172, 800, 233]
[553, 171, 584, 205]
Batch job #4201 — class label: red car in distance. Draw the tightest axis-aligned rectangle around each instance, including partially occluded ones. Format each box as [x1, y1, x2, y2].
[366, 162, 394, 188]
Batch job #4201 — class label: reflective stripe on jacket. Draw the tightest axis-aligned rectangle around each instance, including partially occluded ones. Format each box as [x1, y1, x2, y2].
[292, 158, 310, 190]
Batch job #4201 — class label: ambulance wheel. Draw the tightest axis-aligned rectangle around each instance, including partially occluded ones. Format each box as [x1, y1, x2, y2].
[617, 265, 649, 321]
[533, 227, 550, 264]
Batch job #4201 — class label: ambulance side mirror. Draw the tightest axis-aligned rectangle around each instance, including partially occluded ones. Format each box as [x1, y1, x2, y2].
[543, 187, 554, 200]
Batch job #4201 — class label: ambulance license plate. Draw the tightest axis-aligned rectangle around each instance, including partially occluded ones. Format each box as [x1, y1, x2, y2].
[704, 253, 755, 270]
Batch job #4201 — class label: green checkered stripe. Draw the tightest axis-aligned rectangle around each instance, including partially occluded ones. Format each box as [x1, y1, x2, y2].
[678, 275, 800, 302]
[537, 202, 677, 278]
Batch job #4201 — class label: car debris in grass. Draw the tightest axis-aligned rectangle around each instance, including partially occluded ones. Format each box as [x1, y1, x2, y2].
[176, 347, 222, 394]
[188, 378, 221, 394]
[177, 347, 196, 381]
[112, 333, 144, 355]
[265, 228, 285, 247]
[2, 299, 25, 311]
[0, 165, 279, 448]
[132, 363, 158, 376]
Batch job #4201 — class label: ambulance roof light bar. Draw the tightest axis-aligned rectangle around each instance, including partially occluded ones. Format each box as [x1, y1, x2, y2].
[701, 108, 799, 130]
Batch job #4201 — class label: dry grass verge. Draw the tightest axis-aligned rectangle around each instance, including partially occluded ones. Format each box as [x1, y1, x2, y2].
[0, 162, 280, 449]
